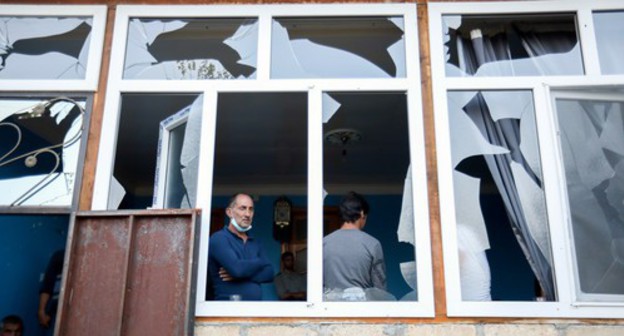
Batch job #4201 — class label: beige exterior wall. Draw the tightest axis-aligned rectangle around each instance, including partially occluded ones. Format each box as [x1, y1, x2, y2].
[195, 321, 624, 336]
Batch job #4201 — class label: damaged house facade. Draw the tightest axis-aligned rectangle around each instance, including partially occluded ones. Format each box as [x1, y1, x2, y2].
[1, 0, 624, 335]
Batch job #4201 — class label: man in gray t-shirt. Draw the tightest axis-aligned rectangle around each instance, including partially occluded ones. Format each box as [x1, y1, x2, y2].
[323, 192, 386, 292]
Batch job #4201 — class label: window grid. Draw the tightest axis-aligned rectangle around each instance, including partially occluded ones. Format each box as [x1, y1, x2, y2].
[429, 0, 624, 318]
[93, 4, 433, 317]
[0, 5, 105, 212]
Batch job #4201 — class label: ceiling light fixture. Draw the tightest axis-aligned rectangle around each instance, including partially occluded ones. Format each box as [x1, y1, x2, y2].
[324, 128, 362, 159]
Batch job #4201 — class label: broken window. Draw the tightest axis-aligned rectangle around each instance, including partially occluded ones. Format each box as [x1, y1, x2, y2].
[554, 89, 624, 301]
[322, 92, 416, 302]
[594, 11, 624, 75]
[431, 1, 624, 318]
[208, 92, 308, 301]
[447, 90, 554, 301]
[0, 5, 101, 329]
[0, 96, 86, 206]
[123, 18, 258, 80]
[99, 4, 431, 316]
[111, 93, 202, 209]
[271, 17, 406, 78]
[0, 16, 93, 79]
[442, 14, 583, 77]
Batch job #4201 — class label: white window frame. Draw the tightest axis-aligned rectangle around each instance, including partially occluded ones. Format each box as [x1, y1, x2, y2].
[0, 5, 107, 92]
[0, 5, 106, 211]
[92, 4, 433, 317]
[548, 88, 624, 307]
[430, 0, 624, 318]
[152, 106, 191, 208]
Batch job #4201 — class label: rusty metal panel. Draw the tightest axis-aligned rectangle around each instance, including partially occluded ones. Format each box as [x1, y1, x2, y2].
[56, 210, 200, 336]
[122, 215, 196, 335]
[58, 215, 131, 336]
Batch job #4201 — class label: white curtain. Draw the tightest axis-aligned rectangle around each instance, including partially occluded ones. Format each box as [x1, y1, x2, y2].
[461, 92, 555, 300]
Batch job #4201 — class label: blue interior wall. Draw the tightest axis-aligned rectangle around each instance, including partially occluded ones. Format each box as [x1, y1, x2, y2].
[211, 194, 415, 301]
[0, 215, 68, 333]
[481, 193, 536, 300]
[213, 193, 537, 301]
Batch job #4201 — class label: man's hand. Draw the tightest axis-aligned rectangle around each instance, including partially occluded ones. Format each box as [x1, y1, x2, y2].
[38, 292, 51, 328]
[219, 267, 234, 281]
[38, 309, 51, 328]
[282, 291, 306, 300]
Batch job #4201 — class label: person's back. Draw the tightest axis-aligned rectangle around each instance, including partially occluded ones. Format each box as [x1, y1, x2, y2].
[323, 228, 386, 290]
[322, 191, 387, 294]
[323, 234, 386, 290]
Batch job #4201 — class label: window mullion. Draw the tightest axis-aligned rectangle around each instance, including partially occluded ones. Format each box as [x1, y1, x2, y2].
[194, 89, 219, 305]
[307, 87, 324, 304]
[256, 13, 272, 80]
[533, 85, 575, 308]
[577, 8, 601, 75]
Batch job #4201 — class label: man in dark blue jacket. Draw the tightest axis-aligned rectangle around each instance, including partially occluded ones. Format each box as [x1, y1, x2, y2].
[208, 193, 274, 300]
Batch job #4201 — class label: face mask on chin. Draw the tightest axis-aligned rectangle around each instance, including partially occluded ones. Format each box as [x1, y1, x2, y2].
[231, 217, 252, 233]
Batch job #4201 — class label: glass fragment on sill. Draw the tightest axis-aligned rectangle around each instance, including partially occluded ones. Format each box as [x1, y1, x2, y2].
[442, 14, 583, 77]
[0, 97, 84, 206]
[271, 17, 406, 78]
[0, 17, 92, 79]
[123, 18, 258, 80]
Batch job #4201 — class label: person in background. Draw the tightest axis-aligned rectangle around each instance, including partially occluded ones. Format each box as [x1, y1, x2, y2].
[1, 315, 23, 336]
[274, 251, 306, 301]
[38, 249, 64, 333]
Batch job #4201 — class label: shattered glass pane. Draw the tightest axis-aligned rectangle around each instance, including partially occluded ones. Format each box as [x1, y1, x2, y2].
[556, 94, 624, 300]
[0, 16, 92, 79]
[594, 11, 624, 75]
[0, 97, 86, 206]
[123, 18, 258, 80]
[442, 14, 583, 77]
[271, 17, 406, 78]
[322, 92, 415, 301]
[113, 93, 202, 209]
[448, 90, 554, 301]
